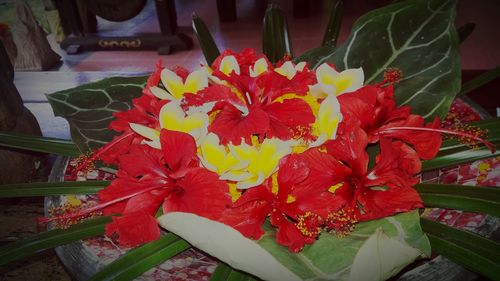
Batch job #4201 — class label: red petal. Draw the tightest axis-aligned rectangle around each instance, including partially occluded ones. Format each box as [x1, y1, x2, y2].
[265, 99, 315, 140]
[160, 129, 199, 177]
[220, 200, 272, 240]
[163, 168, 231, 220]
[209, 103, 270, 145]
[105, 211, 160, 247]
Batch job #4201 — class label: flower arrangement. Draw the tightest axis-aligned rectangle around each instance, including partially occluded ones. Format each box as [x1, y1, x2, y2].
[1, 0, 499, 280]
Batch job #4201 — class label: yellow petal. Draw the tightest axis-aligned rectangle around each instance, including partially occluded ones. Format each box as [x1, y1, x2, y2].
[150, 86, 174, 100]
[335, 68, 364, 95]
[184, 70, 208, 94]
[130, 123, 160, 142]
[274, 61, 296, 80]
[161, 68, 184, 99]
[220, 55, 240, 76]
[311, 94, 343, 147]
[159, 102, 185, 131]
[250, 58, 269, 77]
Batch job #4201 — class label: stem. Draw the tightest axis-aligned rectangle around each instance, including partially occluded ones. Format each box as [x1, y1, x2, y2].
[378, 126, 496, 153]
[39, 183, 170, 223]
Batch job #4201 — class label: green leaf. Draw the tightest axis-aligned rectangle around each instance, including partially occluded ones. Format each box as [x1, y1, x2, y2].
[415, 184, 500, 217]
[321, 0, 344, 47]
[159, 210, 429, 281]
[262, 4, 293, 64]
[88, 233, 190, 281]
[0, 181, 109, 198]
[421, 218, 500, 280]
[192, 13, 221, 65]
[294, 45, 337, 68]
[458, 66, 500, 97]
[47, 76, 147, 153]
[0, 216, 111, 266]
[0, 131, 80, 156]
[210, 263, 256, 281]
[457, 22, 475, 43]
[304, 0, 461, 121]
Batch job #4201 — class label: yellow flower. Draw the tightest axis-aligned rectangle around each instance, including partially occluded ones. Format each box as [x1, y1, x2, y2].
[130, 101, 209, 148]
[223, 138, 293, 189]
[310, 63, 364, 98]
[310, 94, 343, 147]
[150, 68, 208, 100]
[274, 61, 306, 80]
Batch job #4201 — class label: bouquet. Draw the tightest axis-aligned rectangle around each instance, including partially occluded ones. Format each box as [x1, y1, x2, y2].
[1, 0, 499, 280]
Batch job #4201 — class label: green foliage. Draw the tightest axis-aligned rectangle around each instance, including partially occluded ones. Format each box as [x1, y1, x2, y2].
[0, 216, 111, 266]
[47, 76, 147, 153]
[0, 131, 80, 156]
[0, 181, 109, 197]
[421, 218, 500, 281]
[192, 13, 221, 65]
[321, 0, 344, 47]
[302, 0, 461, 121]
[88, 233, 190, 281]
[262, 4, 293, 64]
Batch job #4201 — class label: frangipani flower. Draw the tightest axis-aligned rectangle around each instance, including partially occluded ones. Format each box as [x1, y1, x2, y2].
[274, 61, 306, 80]
[310, 63, 364, 98]
[219, 55, 240, 76]
[130, 101, 209, 148]
[223, 138, 293, 189]
[199, 133, 248, 175]
[310, 94, 343, 147]
[150, 68, 208, 100]
[249, 58, 270, 77]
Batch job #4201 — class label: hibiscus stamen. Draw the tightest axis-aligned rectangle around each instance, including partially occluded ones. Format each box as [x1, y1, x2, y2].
[381, 68, 403, 85]
[38, 184, 170, 225]
[75, 131, 135, 175]
[326, 209, 358, 237]
[296, 211, 323, 239]
[377, 126, 496, 153]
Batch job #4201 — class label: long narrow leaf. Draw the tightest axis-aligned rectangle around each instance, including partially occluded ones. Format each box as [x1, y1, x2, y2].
[321, 0, 344, 47]
[421, 218, 500, 280]
[0, 216, 111, 266]
[415, 184, 500, 217]
[0, 131, 80, 157]
[457, 22, 475, 43]
[262, 4, 292, 64]
[210, 262, 256, 281]
[0, 181, 109, 198]
[88, 233, 190, 281]
[192, 13, 220, 65]
[458, 66, 500, 96]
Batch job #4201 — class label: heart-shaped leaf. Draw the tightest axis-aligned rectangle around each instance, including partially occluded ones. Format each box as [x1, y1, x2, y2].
[47, 76, 147, 153]
[158, 210, 429, 281]
[301, 0, 461, 121]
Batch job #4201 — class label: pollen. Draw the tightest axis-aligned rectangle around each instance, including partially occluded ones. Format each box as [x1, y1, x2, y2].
[326, 209, 358, 237]
[447, 123, 489, 150]
[40, 202, 101, 229]
[383, 68, 403, 84]
[75, 152, 96, 176]
[296, 211, 323, 238]
[286, 194, 296, 203]
[328, 182, 343, 193]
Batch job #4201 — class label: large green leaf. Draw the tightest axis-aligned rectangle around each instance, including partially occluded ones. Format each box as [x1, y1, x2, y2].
[210, 263, 257, 281]
[458, 66, 500, 97]
[421, 218, 500, 281]
[415, 183, 500, 217]
[303, 0, 460, 120]
[0, 216, 111, 266]
[88, 233, 190, 281]
[0, 131, 80, 156]
[262, 4, 293, 64]
[0, 181, 109, 197]
[159, 210, 429, 281]
[47, 76, 147, 153]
